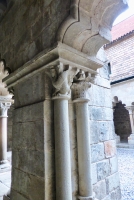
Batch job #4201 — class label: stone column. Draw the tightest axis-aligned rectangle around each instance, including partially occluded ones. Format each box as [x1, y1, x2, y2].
[126, 106, 134, 145]
[72, 74, 93, 200]
[53, 96, 72, 200]
[48, 64, 78, 200]
[0, 102, 11, 164]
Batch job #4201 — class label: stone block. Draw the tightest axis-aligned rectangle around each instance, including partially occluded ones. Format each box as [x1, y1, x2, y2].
[99, 121, 110, 141]
[110, 187, 121, 200]
[110, 156, 118, 174]
[90, 121, 99, 144]
[12, 120, 45, 151]
[95, 76, 111, 89]
[92, 163, 97, 184]
[12, 168, 28, 196]
[11, 189, 29, 200]
[106, 172, 120, 194]
[89, 106, 113, 121]
[13, 102, 44, 123]
[93, 180, 106, 200]
[27, 174, 44, 200]
[89, 85, 111, 107]
[12, 168, 44, 199]
[104, 140, 116, 158]
[91, 143, 105, 163]
[97, 160, 110, 181]
[12, 150, 45, 178]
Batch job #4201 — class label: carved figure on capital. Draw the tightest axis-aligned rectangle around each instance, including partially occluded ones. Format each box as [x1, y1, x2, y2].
[71, 69, 96, 101]
[46, 63, 79, 98]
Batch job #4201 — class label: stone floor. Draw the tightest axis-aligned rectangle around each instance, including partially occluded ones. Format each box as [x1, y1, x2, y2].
[117, 148, 134, 200]
[0, 152, 11, 200]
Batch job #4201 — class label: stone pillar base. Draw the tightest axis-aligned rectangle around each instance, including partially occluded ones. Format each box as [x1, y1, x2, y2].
[128, 134, 134, 145]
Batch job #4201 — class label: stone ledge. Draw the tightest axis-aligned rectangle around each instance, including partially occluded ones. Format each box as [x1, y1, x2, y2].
[117, 143, 134, 149]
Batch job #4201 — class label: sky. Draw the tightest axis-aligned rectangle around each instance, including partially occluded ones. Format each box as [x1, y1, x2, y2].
[113, 0, 134, 25]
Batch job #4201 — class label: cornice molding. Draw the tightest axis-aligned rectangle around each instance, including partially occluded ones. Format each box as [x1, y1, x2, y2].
[3, 43, 102, 90]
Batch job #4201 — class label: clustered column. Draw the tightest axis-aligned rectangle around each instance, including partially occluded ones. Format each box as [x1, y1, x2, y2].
[48, 64, 78, 200]
[126, 106, 134, 145]
[0, 102, 11, 164]
[48, 65, 94, 200]
[72, 80, 93, 200]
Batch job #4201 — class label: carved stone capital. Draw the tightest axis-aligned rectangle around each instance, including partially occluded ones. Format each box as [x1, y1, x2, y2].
[71, 70, 93, 102]
[46, 63, 79, 100]
[0, 102, 11, 117]
[71, 81, 91, 102]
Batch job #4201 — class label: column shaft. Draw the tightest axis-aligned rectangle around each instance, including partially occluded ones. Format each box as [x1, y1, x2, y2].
[54, 99, 72, 200]
[0, 116, 7, 162]
[129, 114, 134, 134]
[75, 102, 92, 199]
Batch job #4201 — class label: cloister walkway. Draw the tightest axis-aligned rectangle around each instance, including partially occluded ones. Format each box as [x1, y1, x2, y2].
[117, 148, 134, 200]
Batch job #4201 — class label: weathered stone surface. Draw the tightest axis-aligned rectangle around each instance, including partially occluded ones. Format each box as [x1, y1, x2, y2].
[89, 106, 113, 121]
[15, 72, 53, 107]
[91, 143, 105, 163]
[12, 168, 44, 199]
[104, 140, 116, 158]
[99, 121, 112, 142]
[88, 85, 112, 108]
[93, 180, 106, 200]
[11, 190, 29, 200]
[110, 156, 118, 174]
[110, 187, 121, 200]
[106, 172, 120, 194]
[90, 121, 99, 144]
[95, 76, 111, 89]
[97, 160, 110, 181]
[91, 163, 97, 184]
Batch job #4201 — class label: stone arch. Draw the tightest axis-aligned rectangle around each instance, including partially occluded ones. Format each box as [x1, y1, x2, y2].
[57, 0, 128, 57]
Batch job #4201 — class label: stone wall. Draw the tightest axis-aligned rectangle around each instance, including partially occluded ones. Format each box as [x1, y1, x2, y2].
[89, 68, 121, 200]
[113, 102, 131, 142]
[0, 0, 70, 72]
